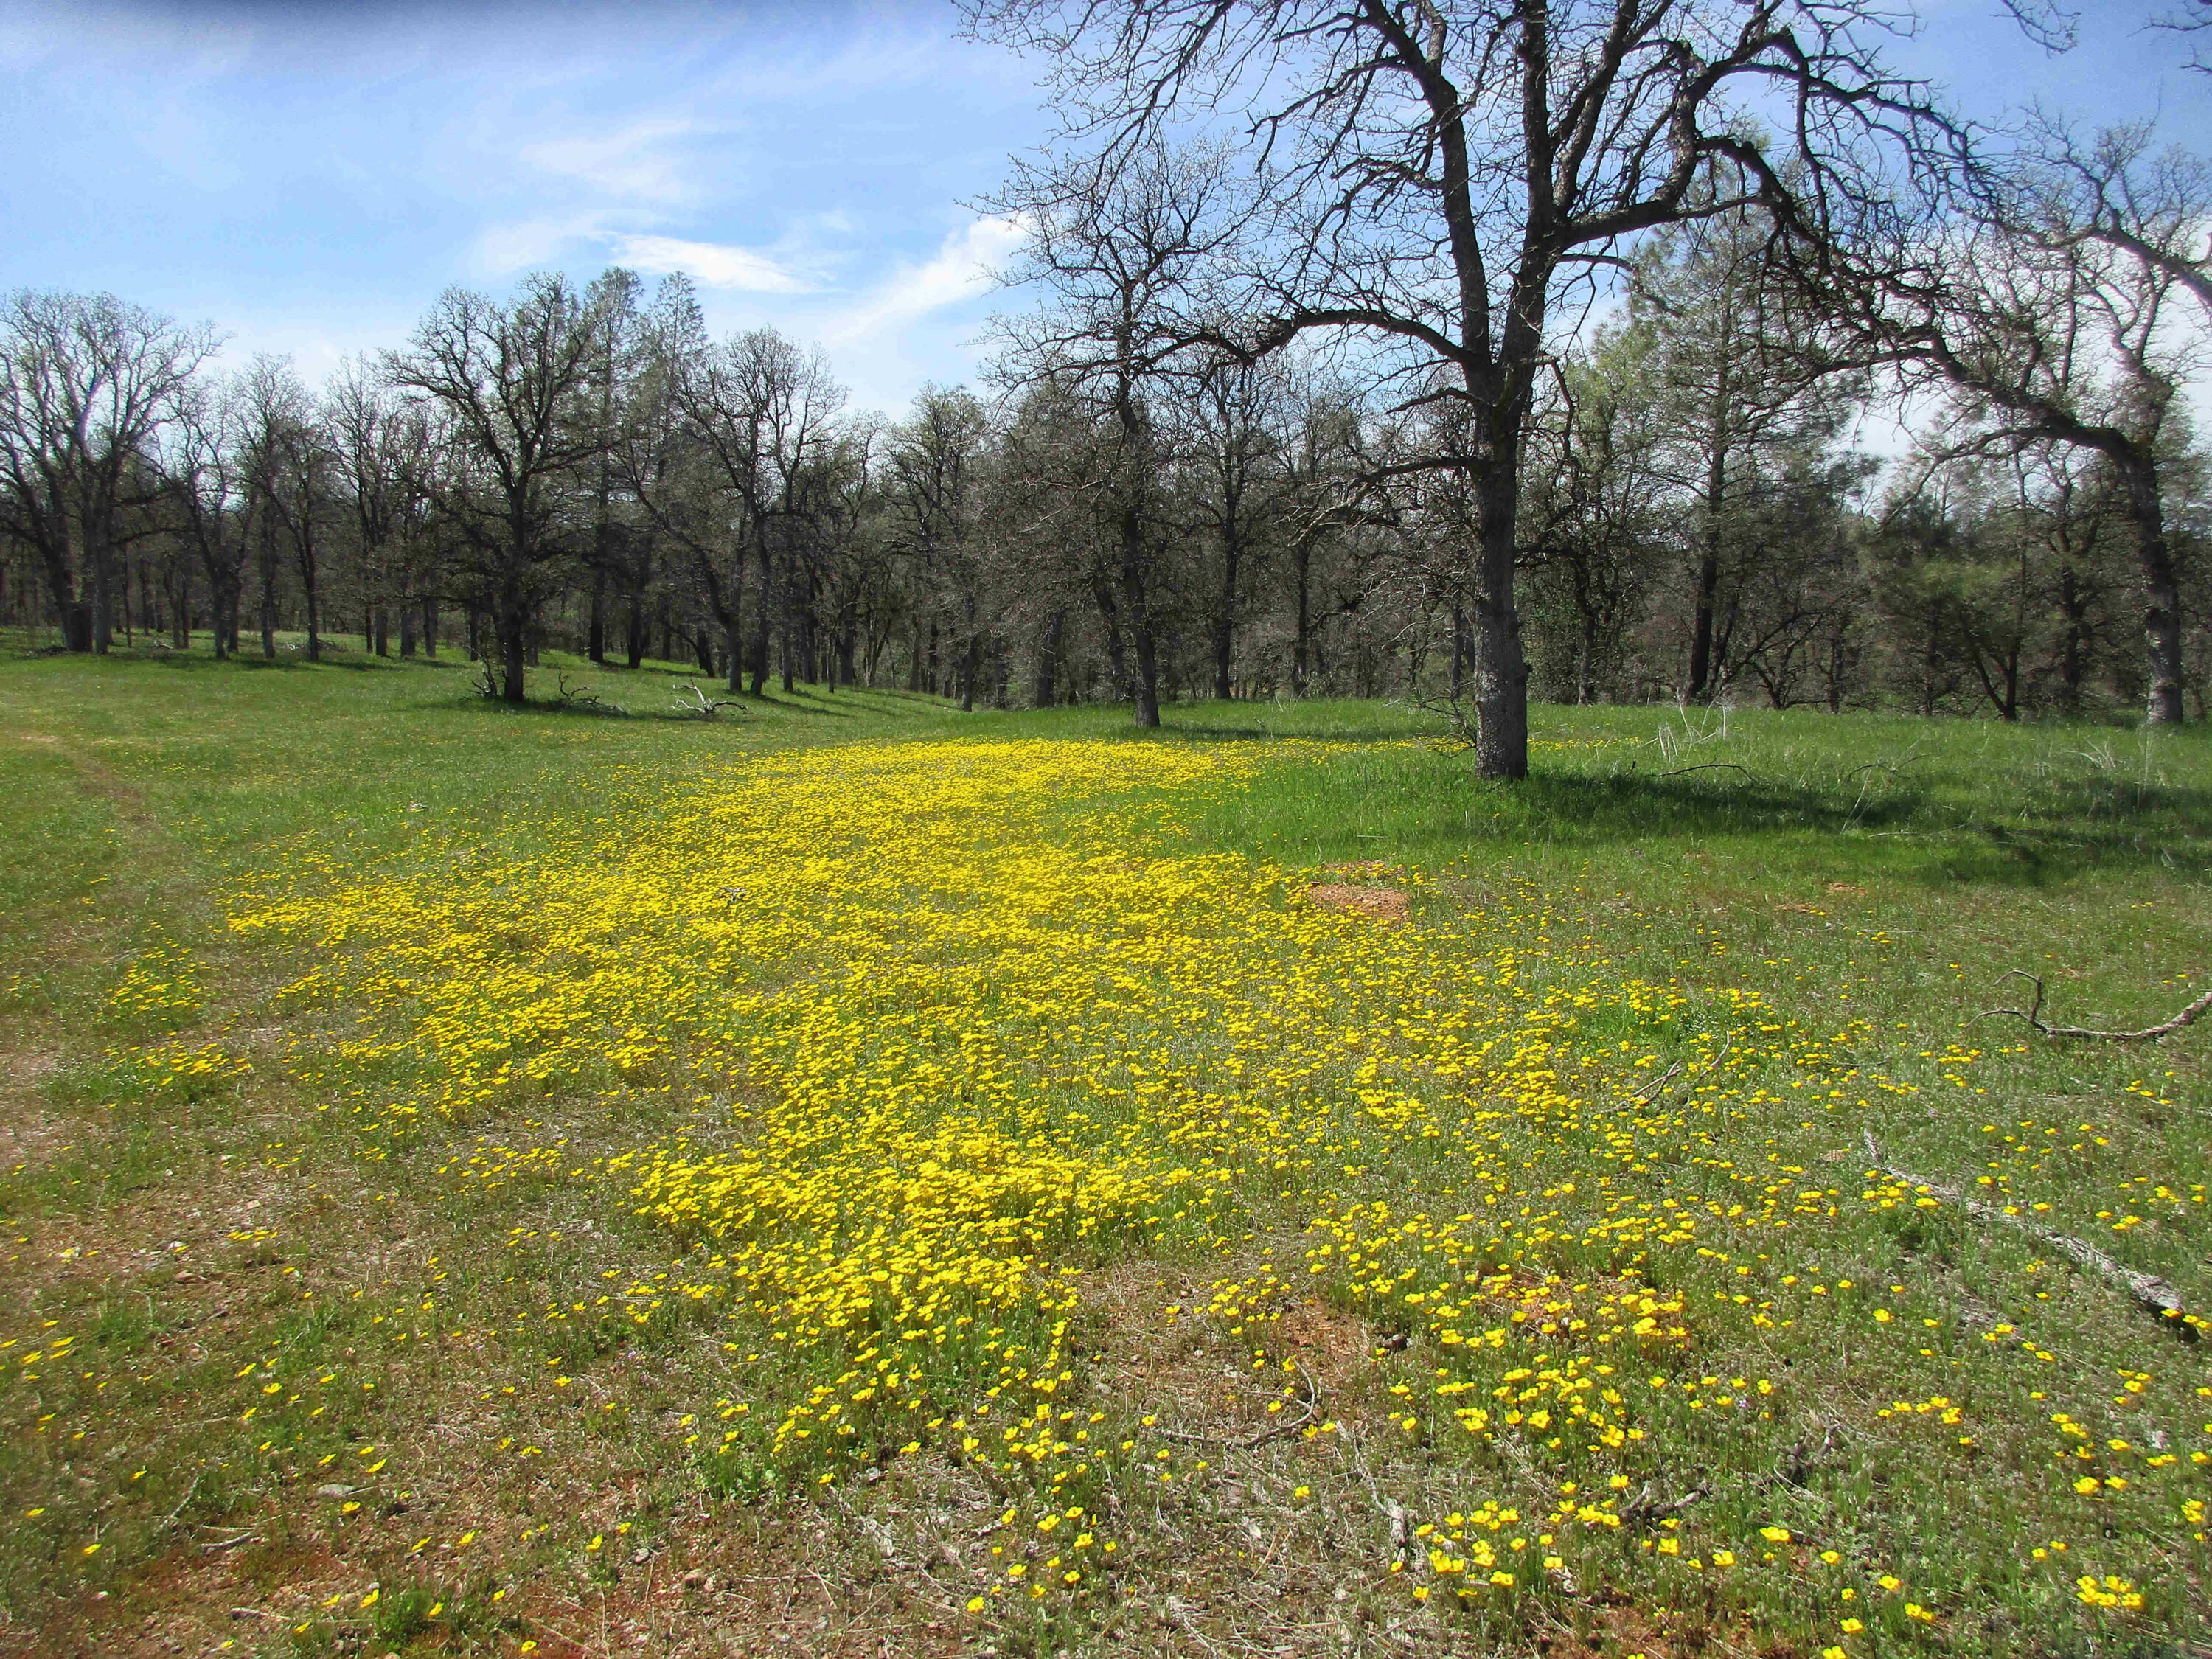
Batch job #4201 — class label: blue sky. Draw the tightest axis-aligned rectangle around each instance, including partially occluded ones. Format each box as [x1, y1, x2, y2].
[2, 0, 2206, 419]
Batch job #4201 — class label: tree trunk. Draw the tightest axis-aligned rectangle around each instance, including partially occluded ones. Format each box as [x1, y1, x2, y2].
[2118, 457, 2186, 724]
[1686, 335, 1731, 703]
[90, 530, 114, 654]
[258, 528, 278, 658]
[2058, 563, 2086, 713]
[1468, 455, 1531, 779]
[38, 543, 92, 652]
[749, 553, 773, 697]
[588, 566, 608, 664]
[1120, 506, 1159, 727]
[1920, 600, 1942, 717]
[300, 534, 321, 662]
[779, 561, 796, 694]
[422, 597, 438, 658]
[1034, 608, 1065, 708]
[400, 599, 417, 658]
[1212, 526, 1239, 699]
[1291, 538, 1311, 696]
[959, 593, 980, 713]
[498, 591, 526, 704]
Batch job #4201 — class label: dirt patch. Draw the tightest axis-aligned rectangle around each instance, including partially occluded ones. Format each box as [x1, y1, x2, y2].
[1309, 885, 1410, 922]
[1272, 1297, 1374, 1406]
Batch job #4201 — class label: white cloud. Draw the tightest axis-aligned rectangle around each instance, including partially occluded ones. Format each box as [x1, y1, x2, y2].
[822, 215, 1028, 346]
[606, 233, 816, 293]
[521, 119, 713, 208]
[472, 214, 616, 275]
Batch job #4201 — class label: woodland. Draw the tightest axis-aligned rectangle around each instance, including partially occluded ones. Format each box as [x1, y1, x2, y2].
[7, 3, 2212, 778]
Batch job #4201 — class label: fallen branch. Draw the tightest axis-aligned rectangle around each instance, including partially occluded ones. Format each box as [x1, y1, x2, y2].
[1977, 970, 2212, 1042]
[1654, 762, 1754, 779]
[673, 684, 745, 720]
[1614, 1061, 1683, 1112]
[1681, 1029, 1732, 1093]
[1602, 1032, 1730, 1118]
[150, 1474, 202, 1537]
[1619, 1478, 1711, 1526]
[1863, 1131, 2195, 1337]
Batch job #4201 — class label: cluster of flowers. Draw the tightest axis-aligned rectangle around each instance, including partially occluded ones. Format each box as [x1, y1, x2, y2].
[206, 736, 2205, 1640]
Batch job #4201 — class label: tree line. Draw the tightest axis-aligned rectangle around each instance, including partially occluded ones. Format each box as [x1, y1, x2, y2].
[3, 3, 2208, 767]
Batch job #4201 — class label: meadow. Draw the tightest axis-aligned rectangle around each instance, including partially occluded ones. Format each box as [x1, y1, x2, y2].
[1, 640, 2207, 1659]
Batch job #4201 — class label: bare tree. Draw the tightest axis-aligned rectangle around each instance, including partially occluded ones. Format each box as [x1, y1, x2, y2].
[888, 387, 993, 710]
[583, 268, 647, 666]
[1183, 352, 1290, 698]
[967, 0, 1968, 773]
[988, 141, 1242, 725]
[384, 276, 605, 703]
[0, 291, 214, 651]
[1855, 164, 2203, 723]
[237, 357, 336, 661]
[162, 374, 253, 659]
[1519, 323, 1670, 705]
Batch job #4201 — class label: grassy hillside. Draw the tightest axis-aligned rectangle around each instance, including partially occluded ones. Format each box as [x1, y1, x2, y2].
[2, 642, 2207, 1659]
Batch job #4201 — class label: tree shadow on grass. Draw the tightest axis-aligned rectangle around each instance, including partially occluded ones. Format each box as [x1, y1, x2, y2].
[742, 689, 860, 719]
[1157, 723, 1430, 744]
[1211, 756, 2212, 888]
[226, 654, 400, 673]
[1529, 766, 2212, 883]
[451, 683, 898, 724]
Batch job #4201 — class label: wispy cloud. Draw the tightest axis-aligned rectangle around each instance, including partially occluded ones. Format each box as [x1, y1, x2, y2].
[824, 215, 1027, 345]
[0, 1, 1057, 411]
[472, 214, 618, 275]
[521, 119, 716, 208]
[606, 232, 817, 293]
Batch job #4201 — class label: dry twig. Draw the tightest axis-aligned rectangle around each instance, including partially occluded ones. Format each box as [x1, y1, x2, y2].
[1977, 970, 2212, 1042]
[1619, 1478, 1711, 1526]
[1158, 1363, 1323, 1450]
[1863, 1130, 2195, 1336]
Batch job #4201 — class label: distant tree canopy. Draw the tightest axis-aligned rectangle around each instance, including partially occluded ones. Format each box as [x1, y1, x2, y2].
[3, 6, 2208, 737]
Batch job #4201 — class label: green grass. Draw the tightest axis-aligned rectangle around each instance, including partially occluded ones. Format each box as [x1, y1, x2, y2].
[1, 641, 2206, 1658]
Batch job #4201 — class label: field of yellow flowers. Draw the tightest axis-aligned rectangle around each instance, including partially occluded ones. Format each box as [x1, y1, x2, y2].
[1, 647, 2208, 1658]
